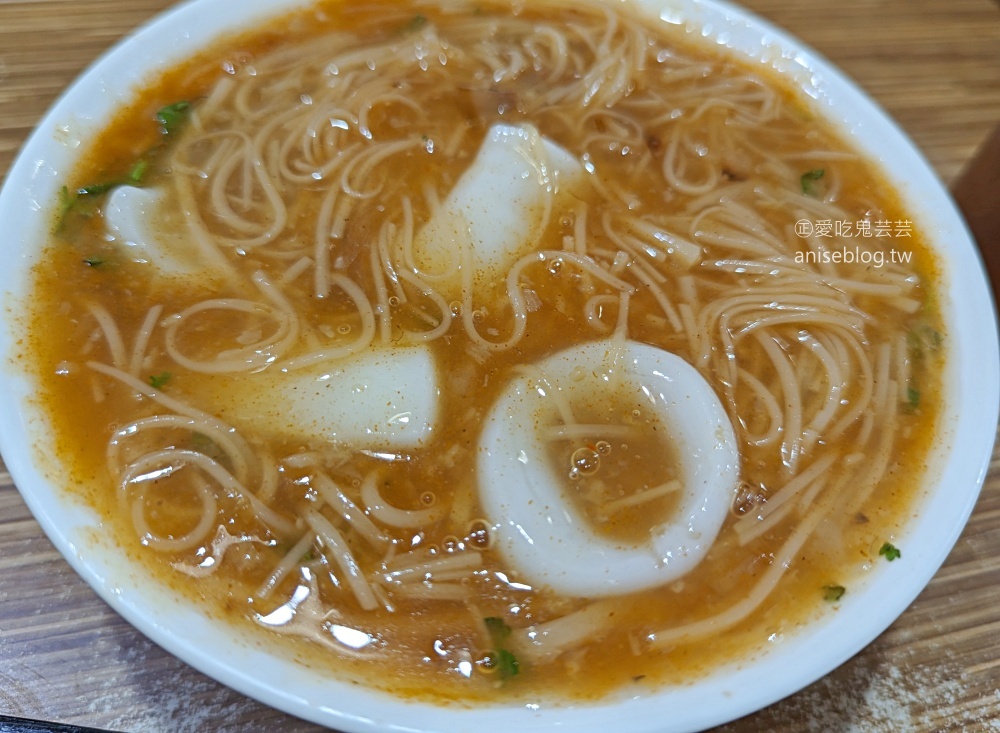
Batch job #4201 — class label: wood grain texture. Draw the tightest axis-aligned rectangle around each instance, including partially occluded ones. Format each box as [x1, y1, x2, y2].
[1, 0, 999, 731]
[740, 0, 1000, 185]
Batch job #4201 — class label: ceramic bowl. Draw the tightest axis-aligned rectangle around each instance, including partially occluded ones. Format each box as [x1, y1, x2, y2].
[0, 0, 996, 730]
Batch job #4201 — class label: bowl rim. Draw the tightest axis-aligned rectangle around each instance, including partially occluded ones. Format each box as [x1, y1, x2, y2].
[0, 0, 997, 730]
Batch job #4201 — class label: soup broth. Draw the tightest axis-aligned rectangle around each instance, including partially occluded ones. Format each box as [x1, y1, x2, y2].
[24, 0, 944, 703]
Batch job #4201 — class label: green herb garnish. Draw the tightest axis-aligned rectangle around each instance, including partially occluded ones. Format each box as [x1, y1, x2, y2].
[57, 183, 109, 226]
[155, 101, 193, 136]
[800, 168, 825, 195]
[492, 649, 520, 680]
[57, 100, 192, 231]
[57, 186, 73, 217]
[822, 584, 846, 602]
[148, 371, 172, 389]
[484, 616, 512, 643]
[83, 257, 105, 268]
[907, 324, 944, 356]
[483, 616, 520, 681]
[905, 387, 920, 411]
[879, 542, 901, 561]
[77, 182, 116, 197]
[190, 431, 229, 463]
[403, 14, 428, 33]
[128, 158, 151, 185]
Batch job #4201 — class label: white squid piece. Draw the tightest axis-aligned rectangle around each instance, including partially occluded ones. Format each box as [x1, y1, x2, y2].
[412, 122, 585, 297]
[478, 339, 740, 597]
[105, 185, 231, 280]
[194, 346, 439, 450]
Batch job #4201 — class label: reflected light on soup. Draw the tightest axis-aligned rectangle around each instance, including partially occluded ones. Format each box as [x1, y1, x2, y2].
[25, 0, 944, 704]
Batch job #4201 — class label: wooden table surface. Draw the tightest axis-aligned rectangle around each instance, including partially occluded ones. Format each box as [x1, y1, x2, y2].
[1, 0, 999, 731]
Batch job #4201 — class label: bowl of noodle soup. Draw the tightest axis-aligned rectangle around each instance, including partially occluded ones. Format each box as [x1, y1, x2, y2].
[0, 0, 996, 730]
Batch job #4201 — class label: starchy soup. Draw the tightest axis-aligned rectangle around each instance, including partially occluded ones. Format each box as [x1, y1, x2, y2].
[25, 0, 944, 703]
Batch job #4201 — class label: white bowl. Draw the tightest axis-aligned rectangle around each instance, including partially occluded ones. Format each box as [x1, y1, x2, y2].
[0, 0, 996, 730]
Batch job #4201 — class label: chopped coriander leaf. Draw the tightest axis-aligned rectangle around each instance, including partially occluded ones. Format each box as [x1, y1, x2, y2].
[879, 542, 901, 561]
[403, 14, 427, 33]
[57, 185, 107, 228]
[493, 648, 520, 680]
[482, 616, 519, 681]
[58, 179, 126, 228]
[57, 186, 74, 217]
[58, 102, 190, 230]
[484, 616, 512, 643]
[155, 101, 192, 136]
[83, 257, 104, 267]
[822, 584, 846, 602]
[128, 158, 150, 184]
[190, 431, 225, 459]
[148, 371, 172, 389]
[57, 181, 118, 229]
[906, 387, 920, 410]
[800, 168, 825, 195]
[77, 182, 116, 197]
[907, 323, 944, 356]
